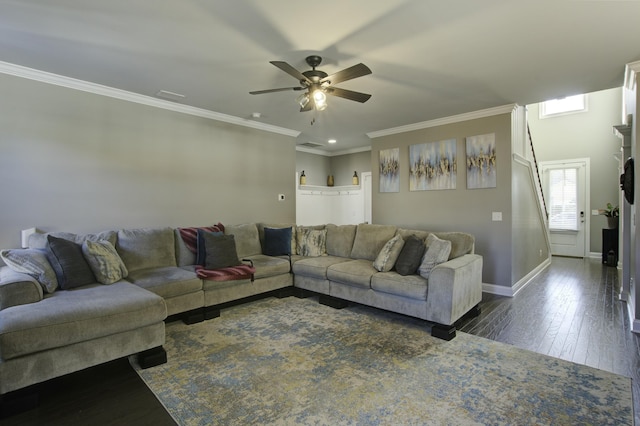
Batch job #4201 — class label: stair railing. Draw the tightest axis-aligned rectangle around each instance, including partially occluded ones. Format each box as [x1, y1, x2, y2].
[527, 124, 549, 220]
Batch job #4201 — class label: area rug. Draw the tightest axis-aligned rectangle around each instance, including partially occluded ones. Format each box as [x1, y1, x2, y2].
[131, 297, 634, 425]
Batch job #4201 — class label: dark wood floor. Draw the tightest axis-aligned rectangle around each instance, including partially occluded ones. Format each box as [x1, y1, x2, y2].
[2, 256, 638, 425]
[460, 256, 640, 425]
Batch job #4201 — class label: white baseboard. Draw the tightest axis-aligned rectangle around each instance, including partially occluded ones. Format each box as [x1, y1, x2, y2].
[628, 297, 640, 334]
[482, 257, 552, 297]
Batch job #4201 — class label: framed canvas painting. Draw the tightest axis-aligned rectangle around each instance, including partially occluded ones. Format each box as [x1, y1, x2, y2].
[409, 139, 457, 191]
[466, 133, 496, 189]
[379, 148, 399, 192]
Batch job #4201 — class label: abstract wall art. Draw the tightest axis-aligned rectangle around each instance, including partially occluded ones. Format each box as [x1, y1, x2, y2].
[379, 148, 400, 192]
[409, 139, 457, 191]
[466, 133, 496, 189]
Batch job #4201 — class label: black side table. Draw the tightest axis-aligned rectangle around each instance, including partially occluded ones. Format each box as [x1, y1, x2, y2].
[602, 228, 619, 266]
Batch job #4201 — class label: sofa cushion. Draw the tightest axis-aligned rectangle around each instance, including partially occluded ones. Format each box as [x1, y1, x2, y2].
[418, 234, 452, 279]
[0, 282, 166, 361]
[46, 235, 96, 290]
[225, 223, 262, 258]
[1, 248, 59, 293]
[82, 240, 128, 285]
[327, 259, 376, 289]
[126, 266, 202, 299]
[373, 235, 405, 272]
[296, 227, 327, 257]
[258, 223, 297, 256]
[292, 256, 352, 280]
[325, 224, 357, 258]
[371, 272, 428, 300]
[242, 254, 290, 279]
[117, 227, 176, 272]
[350, 224, 397, 261]
[263, 227, 292, 256]
[394, 235, 425, 276]
[202, 233, 242, 270]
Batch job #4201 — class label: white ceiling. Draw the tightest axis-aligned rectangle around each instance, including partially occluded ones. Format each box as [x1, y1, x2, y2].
[1, 0, 639, 153]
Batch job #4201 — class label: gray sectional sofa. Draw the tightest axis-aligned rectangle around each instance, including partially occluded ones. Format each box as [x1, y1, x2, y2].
[0, 222, 482, 410]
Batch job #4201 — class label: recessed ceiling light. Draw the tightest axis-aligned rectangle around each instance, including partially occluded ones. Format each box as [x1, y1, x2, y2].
[328, 139, 337, 144]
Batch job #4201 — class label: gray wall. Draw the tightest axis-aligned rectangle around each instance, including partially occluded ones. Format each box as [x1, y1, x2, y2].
[511, 159, 550, 284]
[295, 151, 331, 186]
[528, 88, 623, 254]
[330, 151, 371, 186]
[296, 150, 371, 187]
[371, 114, 513, 287]
[0, 73, 296, 251]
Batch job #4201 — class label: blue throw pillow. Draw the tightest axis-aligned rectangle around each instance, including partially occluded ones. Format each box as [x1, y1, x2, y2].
[264, 227, 292, 256]
[196, 229, 224, 266]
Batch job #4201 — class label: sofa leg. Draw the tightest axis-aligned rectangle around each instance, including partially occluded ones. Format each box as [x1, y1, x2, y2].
[275, 287, 294, 299]
[293, 288, 311, 299]
[204, 306, 220, 320]
[469, 303, 481, 318]
[319, 295, 348, 309]
[0, 390, 39, 419]
[138, 346, 167, 369]
[183, 308, 205, 324]
[432, 323, 456, 341]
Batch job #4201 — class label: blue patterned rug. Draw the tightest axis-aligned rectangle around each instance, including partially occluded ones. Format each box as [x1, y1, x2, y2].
[132, 297, 633, 425]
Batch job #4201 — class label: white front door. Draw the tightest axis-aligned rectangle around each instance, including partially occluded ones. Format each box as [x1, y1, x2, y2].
[541, 159, 589, 257]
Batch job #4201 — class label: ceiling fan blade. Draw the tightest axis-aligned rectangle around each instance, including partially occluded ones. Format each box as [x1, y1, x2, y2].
[270, 61, 312, 84]
[320, 63, 371, 85]
[326, 87, 371, 103]
[249, 87, 303, 95]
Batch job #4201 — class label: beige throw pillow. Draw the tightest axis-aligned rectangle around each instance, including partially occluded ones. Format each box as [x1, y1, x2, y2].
[373, 235, 405, 272]
[418, 234, 452, 279]
[82, 239, 128, 284]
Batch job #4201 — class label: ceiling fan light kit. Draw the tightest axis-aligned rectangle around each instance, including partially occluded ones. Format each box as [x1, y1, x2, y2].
[250, 55, 371, 112]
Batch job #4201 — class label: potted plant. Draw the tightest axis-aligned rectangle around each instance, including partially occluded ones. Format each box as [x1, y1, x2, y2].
[599, 203, 619, 229]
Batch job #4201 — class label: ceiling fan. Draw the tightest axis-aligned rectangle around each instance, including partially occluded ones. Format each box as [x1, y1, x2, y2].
[250, 55, 372, 112]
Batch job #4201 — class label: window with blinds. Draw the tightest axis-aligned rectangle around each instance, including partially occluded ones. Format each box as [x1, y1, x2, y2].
[548, 168, 578, 231]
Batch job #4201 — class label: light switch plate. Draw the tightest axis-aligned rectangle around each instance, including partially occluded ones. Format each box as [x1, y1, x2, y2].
[492, 212, 502, 221]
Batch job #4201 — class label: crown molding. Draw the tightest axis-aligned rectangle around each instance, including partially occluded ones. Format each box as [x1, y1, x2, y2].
[366, 104, 518, 139]
[0, 61, 300, 138]
[296, 145, 371, 157]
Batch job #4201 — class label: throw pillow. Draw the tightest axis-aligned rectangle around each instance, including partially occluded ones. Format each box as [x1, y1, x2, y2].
[264, 227, 292, 256]
[1, 248, 59, 293]
[46, 235, 96, 290]
[202, 233, 242, 270]
[82, 239, 129, 284]
[394, 234, 426, 276]
[372, 235, 405, 272]
[196, 229, 224, 266]
[296, 227, 327, 257]
[418, 234, 452, 279]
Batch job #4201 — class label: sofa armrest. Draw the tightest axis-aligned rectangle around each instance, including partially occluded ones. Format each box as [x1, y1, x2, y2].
[0, 266, 44, 310]
[425, 254, 483, 326]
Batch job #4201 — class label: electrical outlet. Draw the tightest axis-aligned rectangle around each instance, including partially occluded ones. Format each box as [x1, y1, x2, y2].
[491, 212, 502, 221]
